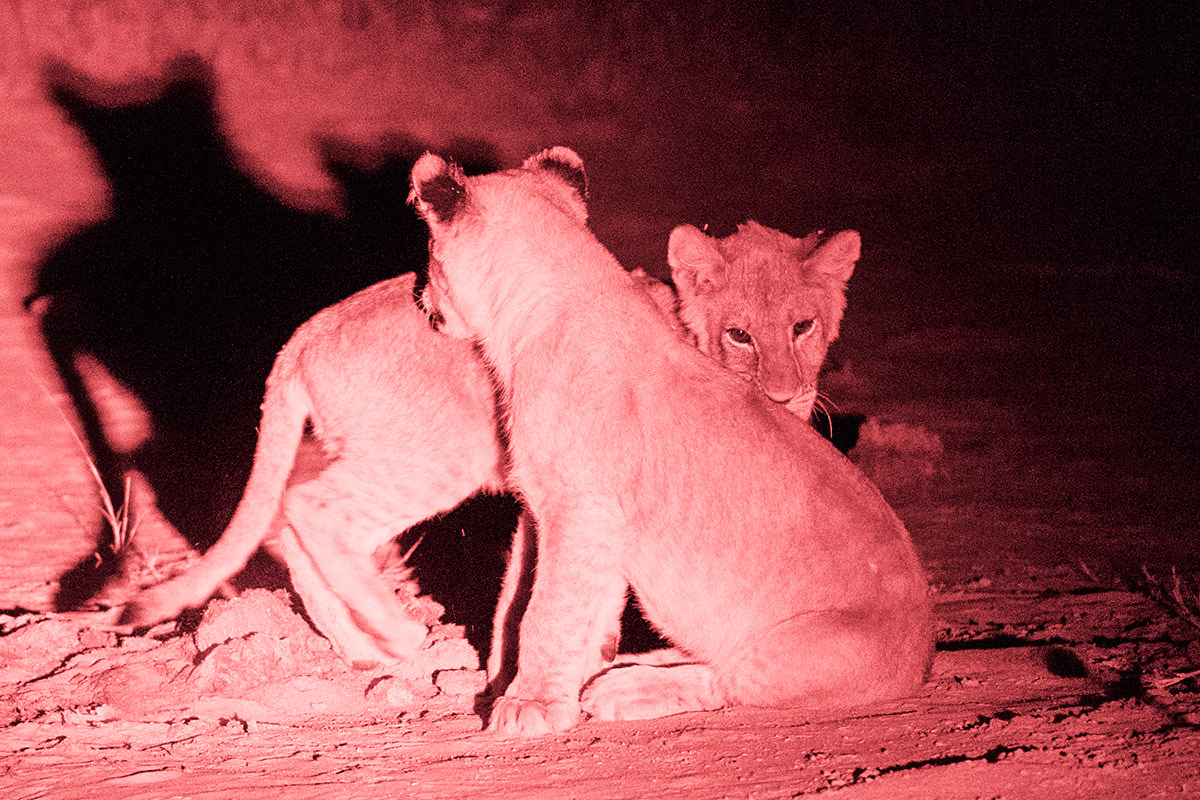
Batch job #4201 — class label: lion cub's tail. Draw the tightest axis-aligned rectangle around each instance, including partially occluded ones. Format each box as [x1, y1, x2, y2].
[120, 357, 309, 627]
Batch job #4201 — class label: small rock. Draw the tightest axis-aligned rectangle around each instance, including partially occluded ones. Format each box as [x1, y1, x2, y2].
[434, 668, 486, 696]
[194, 589, 315, 652]
[365, 674, 438, 708]
[1187, 638, 1200, 667]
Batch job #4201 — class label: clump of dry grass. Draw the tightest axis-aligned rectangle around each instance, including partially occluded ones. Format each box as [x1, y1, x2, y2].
[44, 385, 138, 565]
[1138, 567, 1200, 690]
[59, 415, 193, 607]
[1081, 561, 1200, 692]
[1137, 566, 1200, 634]
[89, 467, 134, 565]
[850, 417, 944, 497]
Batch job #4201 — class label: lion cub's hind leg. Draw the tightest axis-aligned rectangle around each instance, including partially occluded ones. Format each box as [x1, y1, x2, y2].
[280, 461, 436, 666]
[582, 605, 932, 722]
[715, 606, 932, 710]
[580, 659, 724, 722]
[266, 522, 402, 667]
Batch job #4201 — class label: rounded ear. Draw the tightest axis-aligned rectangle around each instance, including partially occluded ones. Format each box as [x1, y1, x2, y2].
[629, 267, 680, 326]
[668, 224, 727, 296]
[810, 230, 861, 283]
[409, 152, 467, 225]
[523, 146, 588, 203]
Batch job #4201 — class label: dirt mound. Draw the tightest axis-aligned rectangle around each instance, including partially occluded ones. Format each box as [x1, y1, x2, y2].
[0, 589, 483, 727]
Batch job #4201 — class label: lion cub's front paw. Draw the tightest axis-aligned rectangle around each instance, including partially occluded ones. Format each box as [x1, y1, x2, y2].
[487, 695, 580, 737]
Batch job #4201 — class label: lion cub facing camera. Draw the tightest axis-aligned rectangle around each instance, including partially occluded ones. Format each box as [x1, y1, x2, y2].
[668, 221, 859, 422]
[412, 148, 933, 737]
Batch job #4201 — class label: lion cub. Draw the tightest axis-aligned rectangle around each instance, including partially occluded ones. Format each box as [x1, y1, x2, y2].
[411, 148, 932, 736]
[122, 273, 504, 666]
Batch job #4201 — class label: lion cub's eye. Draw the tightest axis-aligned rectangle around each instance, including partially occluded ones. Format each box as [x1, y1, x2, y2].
[725, 328, 753, 345]
[792, 320, 815, 339]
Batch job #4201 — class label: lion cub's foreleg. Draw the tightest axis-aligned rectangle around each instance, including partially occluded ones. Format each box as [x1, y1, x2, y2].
[487, 500, 629, 737]
[485, 509, 535, 694]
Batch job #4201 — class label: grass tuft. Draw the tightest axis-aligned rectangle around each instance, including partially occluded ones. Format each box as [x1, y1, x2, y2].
[44, 386, 139, 566]
[1137, 565, 1200, 634]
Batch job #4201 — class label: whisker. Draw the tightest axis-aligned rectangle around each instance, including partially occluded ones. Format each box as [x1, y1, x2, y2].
[811, 395, 834, 439]
[816, 390, 840, 414]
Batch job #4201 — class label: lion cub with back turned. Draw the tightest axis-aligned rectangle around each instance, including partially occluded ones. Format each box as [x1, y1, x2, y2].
[121, 273, 503, 666]
[411, 147, 932, 737]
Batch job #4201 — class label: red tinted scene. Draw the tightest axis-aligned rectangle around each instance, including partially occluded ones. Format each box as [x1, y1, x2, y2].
[0, 2, 1196, 797]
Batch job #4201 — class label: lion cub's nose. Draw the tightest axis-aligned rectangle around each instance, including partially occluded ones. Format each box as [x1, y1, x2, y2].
[762, 380, 804, 405]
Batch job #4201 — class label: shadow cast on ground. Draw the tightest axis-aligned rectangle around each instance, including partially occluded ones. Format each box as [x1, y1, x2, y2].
[23, 55, 508, 626]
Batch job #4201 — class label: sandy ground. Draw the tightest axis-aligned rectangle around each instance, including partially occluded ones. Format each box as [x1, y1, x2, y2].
[1, 7, 1199, 798]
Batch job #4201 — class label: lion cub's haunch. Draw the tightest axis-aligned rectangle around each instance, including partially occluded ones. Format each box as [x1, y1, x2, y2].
[412, 148, 933, 737]
[122, 273, 504, 666]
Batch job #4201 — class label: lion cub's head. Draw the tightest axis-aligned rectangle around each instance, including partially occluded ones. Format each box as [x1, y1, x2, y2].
[668, 222, 860, 422]
[409, 146, 592, 345]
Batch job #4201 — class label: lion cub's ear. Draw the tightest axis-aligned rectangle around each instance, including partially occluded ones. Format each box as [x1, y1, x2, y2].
[809, 230, 861, 285]
[522, 146, 587, 200]
[668, 224, 728, 297]
[522, 146, 588, 224]
[410, 153, 468, 226]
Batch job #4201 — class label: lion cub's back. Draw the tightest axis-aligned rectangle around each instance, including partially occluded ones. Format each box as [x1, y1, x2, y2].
[626, 355, 923, 609]
[281, 273, 502, 485]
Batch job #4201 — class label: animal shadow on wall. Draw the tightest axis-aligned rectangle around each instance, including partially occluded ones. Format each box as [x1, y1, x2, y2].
[26, 56, 515, 650]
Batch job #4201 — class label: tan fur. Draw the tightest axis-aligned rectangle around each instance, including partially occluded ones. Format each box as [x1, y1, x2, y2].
[670, 222, 858, 420]
[411, 148, 933, 737]
[121, 274, 506, 667]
